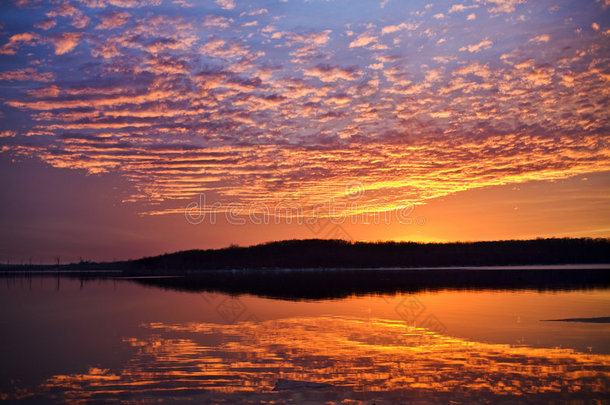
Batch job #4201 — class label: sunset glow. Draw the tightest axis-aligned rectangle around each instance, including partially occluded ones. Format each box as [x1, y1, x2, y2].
[0, 0, 609, 259]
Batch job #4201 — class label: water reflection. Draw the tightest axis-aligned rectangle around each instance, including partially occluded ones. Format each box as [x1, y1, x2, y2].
[129, 267, 610, 300]
[21, 317, 610, 404]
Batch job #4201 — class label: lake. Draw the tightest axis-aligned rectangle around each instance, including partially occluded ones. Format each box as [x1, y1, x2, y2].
[0, 275, 609, 404]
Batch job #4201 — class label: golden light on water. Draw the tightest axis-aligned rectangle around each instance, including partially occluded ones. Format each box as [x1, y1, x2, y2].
[24, 317, 609, 404]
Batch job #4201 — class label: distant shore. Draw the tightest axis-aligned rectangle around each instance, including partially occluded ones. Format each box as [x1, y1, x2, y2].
[3, 238, 610, 272]
[2, 264, 609, 300]
[3, 263, 609, 273]
[2, 238, 609, 299]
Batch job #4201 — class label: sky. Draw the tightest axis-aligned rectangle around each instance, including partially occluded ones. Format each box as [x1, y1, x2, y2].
[0, 0, 609, 262]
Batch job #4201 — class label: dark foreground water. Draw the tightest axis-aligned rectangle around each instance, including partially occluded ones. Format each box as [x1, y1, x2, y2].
[0, 275, 609, 404]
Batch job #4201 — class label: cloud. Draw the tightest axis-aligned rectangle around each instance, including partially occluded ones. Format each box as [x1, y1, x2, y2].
[173, 0, 193, 7]
[216, 0, 235, 10]
[349, 32, 378, 48]
[459, 39, 493, 52]
[96, 11, 130, 29]
[141, 54, 190, 75]
[0, 68, 55, 82]
[0, 131, 17, 138]
[596, 0, 610, 9]
[476, 0, 525, 14]
[304, 64, 360, 82]
[49, 32, 84, 55]
[281, 30, 332, 47]
[46, 4, 79, 17]
[75, 0, 162, 7]
[448, 4, 479, 13]
[432, 55, 455, 64]
[6, 32, 40, 43]
[529, 34, 550, 43]
[44, 4, 90, 28]
[71, 13, 91, 28]
[200, 37, 252, 60]
[34, 18, 57, 30]
[26, 85, 61, 97]
[452, 61, 493, 79]
[0, 32, 41, 55]
[240, 8, 268, 17]
[381, 22, 419, 35]
[203, 15, 233, 29]
[273, 29, 332, 62]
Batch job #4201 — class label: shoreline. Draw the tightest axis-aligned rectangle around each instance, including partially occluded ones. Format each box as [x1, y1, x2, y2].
[1, 263, 609, 274]
[2, 266, 607, 300]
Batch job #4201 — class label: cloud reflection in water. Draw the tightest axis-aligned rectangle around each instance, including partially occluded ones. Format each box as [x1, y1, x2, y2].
[33, 317, 610, 404]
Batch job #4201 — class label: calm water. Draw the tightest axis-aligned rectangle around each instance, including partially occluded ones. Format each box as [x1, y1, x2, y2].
[0, 276, 609, 404]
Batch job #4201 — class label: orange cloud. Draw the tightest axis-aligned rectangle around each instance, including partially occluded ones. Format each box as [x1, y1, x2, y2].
[304, 64, 360, 82]
[0, 32, 40, 55]
[529, 34, 551, 43]
[477, 0, 525, 14]
[349, 32, 378, 48]
[96, 11, 131, 30]
[381, 22, 419, 35]
[75, 0, 162, 7]
[448, 4, 479, 13]
[215, 0, 235, 10]
[203, 15, 233, 29]
[49, 32, 83, 55]
[459, 38, 493, 52]
[0, 68, 54, 82]
[34, 18, 57, 30]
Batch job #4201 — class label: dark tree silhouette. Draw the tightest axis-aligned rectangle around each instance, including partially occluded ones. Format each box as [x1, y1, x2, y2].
[130, 238, 610, 273]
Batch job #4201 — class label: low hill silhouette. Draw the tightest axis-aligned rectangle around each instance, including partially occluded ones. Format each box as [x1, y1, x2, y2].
[2, 238, 609, 299]
[130, 238, 610, 273]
